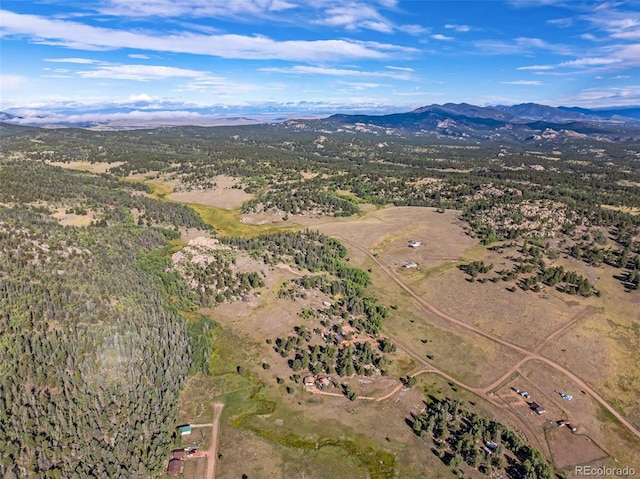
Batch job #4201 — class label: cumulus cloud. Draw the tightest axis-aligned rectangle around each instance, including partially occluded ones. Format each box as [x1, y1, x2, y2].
[431, 34, 453, 41]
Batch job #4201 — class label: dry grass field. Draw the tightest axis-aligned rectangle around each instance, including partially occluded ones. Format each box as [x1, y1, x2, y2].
[46, 160, 125, 173]
[545, 426, 608, 470]
[167, 175, 253, 210]
[51, 207, 95, 226]
[168, 196, 639, 477]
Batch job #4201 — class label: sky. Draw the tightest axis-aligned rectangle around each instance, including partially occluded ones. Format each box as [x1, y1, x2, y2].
[1, 0, 640, 124]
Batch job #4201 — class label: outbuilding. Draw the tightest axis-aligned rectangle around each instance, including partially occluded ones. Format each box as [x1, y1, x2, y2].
[170, 449, 186, 460]
[167, 459, 184, 475]
[529, 402, 546, 414]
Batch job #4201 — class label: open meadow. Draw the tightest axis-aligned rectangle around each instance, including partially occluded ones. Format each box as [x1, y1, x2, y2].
[165, 188, 640, 477]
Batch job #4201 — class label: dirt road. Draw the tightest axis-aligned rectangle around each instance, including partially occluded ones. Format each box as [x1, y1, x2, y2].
[339, 238, 640, 441]
[206, 403, 224, 479]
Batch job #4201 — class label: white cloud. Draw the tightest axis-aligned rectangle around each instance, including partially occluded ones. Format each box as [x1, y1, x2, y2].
[559, 85, 640, 107]
[44, 57, 100, 64]
[259, 65, 412, 80]
[431, 34, 454, 41]
[444, 24, 470, 32]
[76, 64, 207, 81]
[399, 24, 428, 35]
[314, 4, 394, 33]
[501, 80, 542, 85]
[98, 0, 298, 18]
[0, 10, 416, 62]
[386, 65, 414, 72]
[559, 57, 620, 67]
[128, 54, 151, 59]
[342, 82, 384, 90]
[581, 4, 640, 40]
[180, 77, 260, 95]
[376, 0, 399, 7]
[517, 65, 554, 70]
[547, 18, 573, 28]
[475, 37, 574, 55]
[579, 33, 597, 41]
[123, 93, 156, 103]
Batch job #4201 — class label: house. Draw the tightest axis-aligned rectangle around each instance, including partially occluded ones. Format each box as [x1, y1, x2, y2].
[177, 424, 192, 436]
[409, 241, 422, 248]
[529, 402, 546, 414]
[170, 449, 186, 460]
[319, 377, 331, 389]
[167, 459, 184, 475]
[558, 420, 577, 432]
[303, 376, 315, 386]
[404, 262, 418, 268]
[519, 391, 530, 398]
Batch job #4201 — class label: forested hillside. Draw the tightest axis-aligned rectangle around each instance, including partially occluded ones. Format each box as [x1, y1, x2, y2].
[0, 160, 212, 478]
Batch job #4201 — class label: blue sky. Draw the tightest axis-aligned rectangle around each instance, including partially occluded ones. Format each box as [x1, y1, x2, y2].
[1, 0, 639, 123]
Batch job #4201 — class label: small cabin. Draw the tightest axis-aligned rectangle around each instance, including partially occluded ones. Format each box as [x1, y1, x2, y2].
[167, 459, 184, 475]
[170, 449, 186, 460]
[177, 424, 192, 436]
[529, 402, 546, 414]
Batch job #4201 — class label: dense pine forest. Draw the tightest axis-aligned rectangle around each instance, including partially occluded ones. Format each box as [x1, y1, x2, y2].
[0, 208, 192, 477]
[0, 159, 214, 477]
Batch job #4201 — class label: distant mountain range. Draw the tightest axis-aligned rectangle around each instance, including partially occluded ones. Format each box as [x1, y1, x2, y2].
[289, 103, 640, 144]
[2, 103, 640, 143]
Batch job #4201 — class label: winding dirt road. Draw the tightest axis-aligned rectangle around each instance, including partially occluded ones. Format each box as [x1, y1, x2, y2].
[338, 237, 640, 441]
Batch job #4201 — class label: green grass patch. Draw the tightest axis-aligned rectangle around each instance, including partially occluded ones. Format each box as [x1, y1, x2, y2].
[233, 393, 395, 479]
[187, 203, 297, 237]
[146, 180, 173, 199]
[415, 260, 462, 279]
[460, 244, 487, 262]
